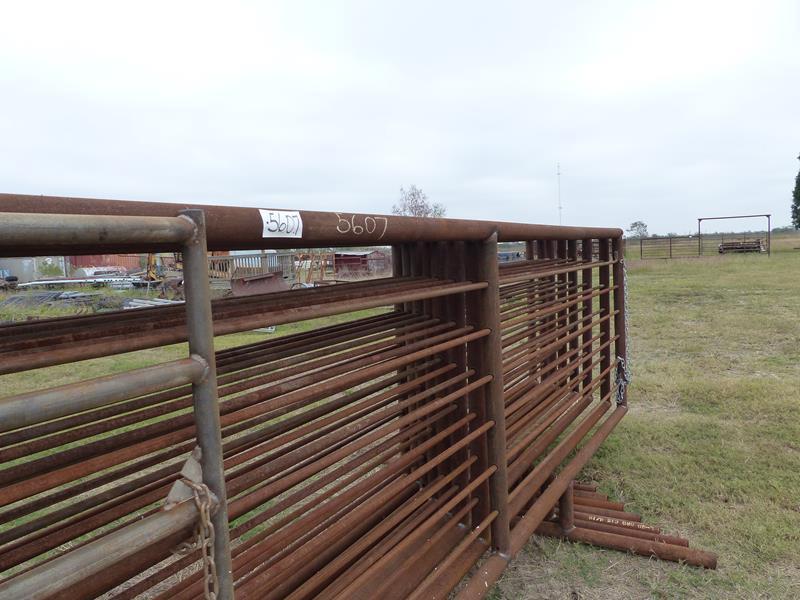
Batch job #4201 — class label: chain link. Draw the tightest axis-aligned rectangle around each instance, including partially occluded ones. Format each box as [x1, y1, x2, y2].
[615, 256, 632, 404]
[172, 479, 219, 600]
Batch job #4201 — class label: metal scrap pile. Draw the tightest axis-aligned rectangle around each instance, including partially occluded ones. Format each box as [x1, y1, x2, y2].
[0, 291, 115, 322]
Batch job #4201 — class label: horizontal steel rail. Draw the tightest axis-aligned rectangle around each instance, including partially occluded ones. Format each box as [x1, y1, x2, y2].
[0, 278, 488, 375]
[0, 499, 198, 600]
[0, 357, 206, 432]
[0, 193, 621, 255]
[0, 211, 195, 248]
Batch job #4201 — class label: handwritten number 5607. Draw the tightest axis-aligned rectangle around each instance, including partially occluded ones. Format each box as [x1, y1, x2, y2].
[335, 214, 388, 239]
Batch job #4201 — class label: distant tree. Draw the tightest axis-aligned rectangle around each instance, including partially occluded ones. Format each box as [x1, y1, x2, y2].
[792, 153, 800, 229]
[392, 185, 446, 218]
[626, 221, 649, 238]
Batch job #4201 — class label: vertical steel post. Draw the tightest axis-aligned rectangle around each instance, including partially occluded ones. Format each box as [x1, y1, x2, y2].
[538, 239, 554, 369]
[581, 238, 593, 392]
[410, 242, 423, 314]
[446, 241, 471, 504]
[697, 219, 702, 256]
[429, 242, 445, 322]
[401, 242, 411, 276]
[669, 236, 673, 259]
[524, 239, 537, 382]
[401, 244, 412, 313]
[394, 243, 416, 460]
[556, 240, 568, 368]
[422, 242, 433, 317]
[612, 237, 627, 406]
[558, 215, 578, 536]
[429, 242, 449, 482]
[599, 239, 611, 401]
[391, 244, 402, 276]
[180, 209, 234, 600]
[391, 244, 403, 313]
[559, 480, 575, 533]
[536, 239, 546, 260]
[464, 242, 491, 527]
[477, 232, 511, 554]
[567, 240, 578, 381]
[767, 214, 771, 256]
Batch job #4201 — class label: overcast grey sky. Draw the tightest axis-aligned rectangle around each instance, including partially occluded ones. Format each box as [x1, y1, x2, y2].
[1, 1, 798, 233]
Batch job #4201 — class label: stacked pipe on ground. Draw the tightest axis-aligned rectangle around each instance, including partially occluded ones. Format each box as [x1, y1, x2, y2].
[537, 481, 717, 569]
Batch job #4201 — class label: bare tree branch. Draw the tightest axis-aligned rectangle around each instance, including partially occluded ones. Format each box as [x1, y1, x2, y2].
[392, 185, 446, 218]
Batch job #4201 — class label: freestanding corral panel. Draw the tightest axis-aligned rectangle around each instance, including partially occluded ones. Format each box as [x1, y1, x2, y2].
[0, 193, 674, 600]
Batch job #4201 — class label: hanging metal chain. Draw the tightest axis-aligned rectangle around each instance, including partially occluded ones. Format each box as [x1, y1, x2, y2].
[172, 479, 219, 600]
[615, 256, 632, 404]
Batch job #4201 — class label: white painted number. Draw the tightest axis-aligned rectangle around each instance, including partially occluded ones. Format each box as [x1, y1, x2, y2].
[336, 213, 351, 234]
[335, 214, 388, 240]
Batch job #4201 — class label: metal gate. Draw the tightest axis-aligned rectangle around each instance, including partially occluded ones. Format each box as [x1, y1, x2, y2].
[0, 193, 703, 600]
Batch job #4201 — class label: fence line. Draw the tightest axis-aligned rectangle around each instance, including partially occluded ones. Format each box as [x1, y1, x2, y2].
[637, 233, 769, 259]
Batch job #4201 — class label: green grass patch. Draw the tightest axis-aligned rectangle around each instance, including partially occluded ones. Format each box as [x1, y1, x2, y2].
[494, 252, 800, 599]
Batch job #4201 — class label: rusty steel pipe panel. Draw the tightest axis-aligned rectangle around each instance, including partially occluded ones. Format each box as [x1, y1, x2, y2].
[457, 238, 643, 599]
[0, 206, 640, 600]
[0, 310, 498, 598]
